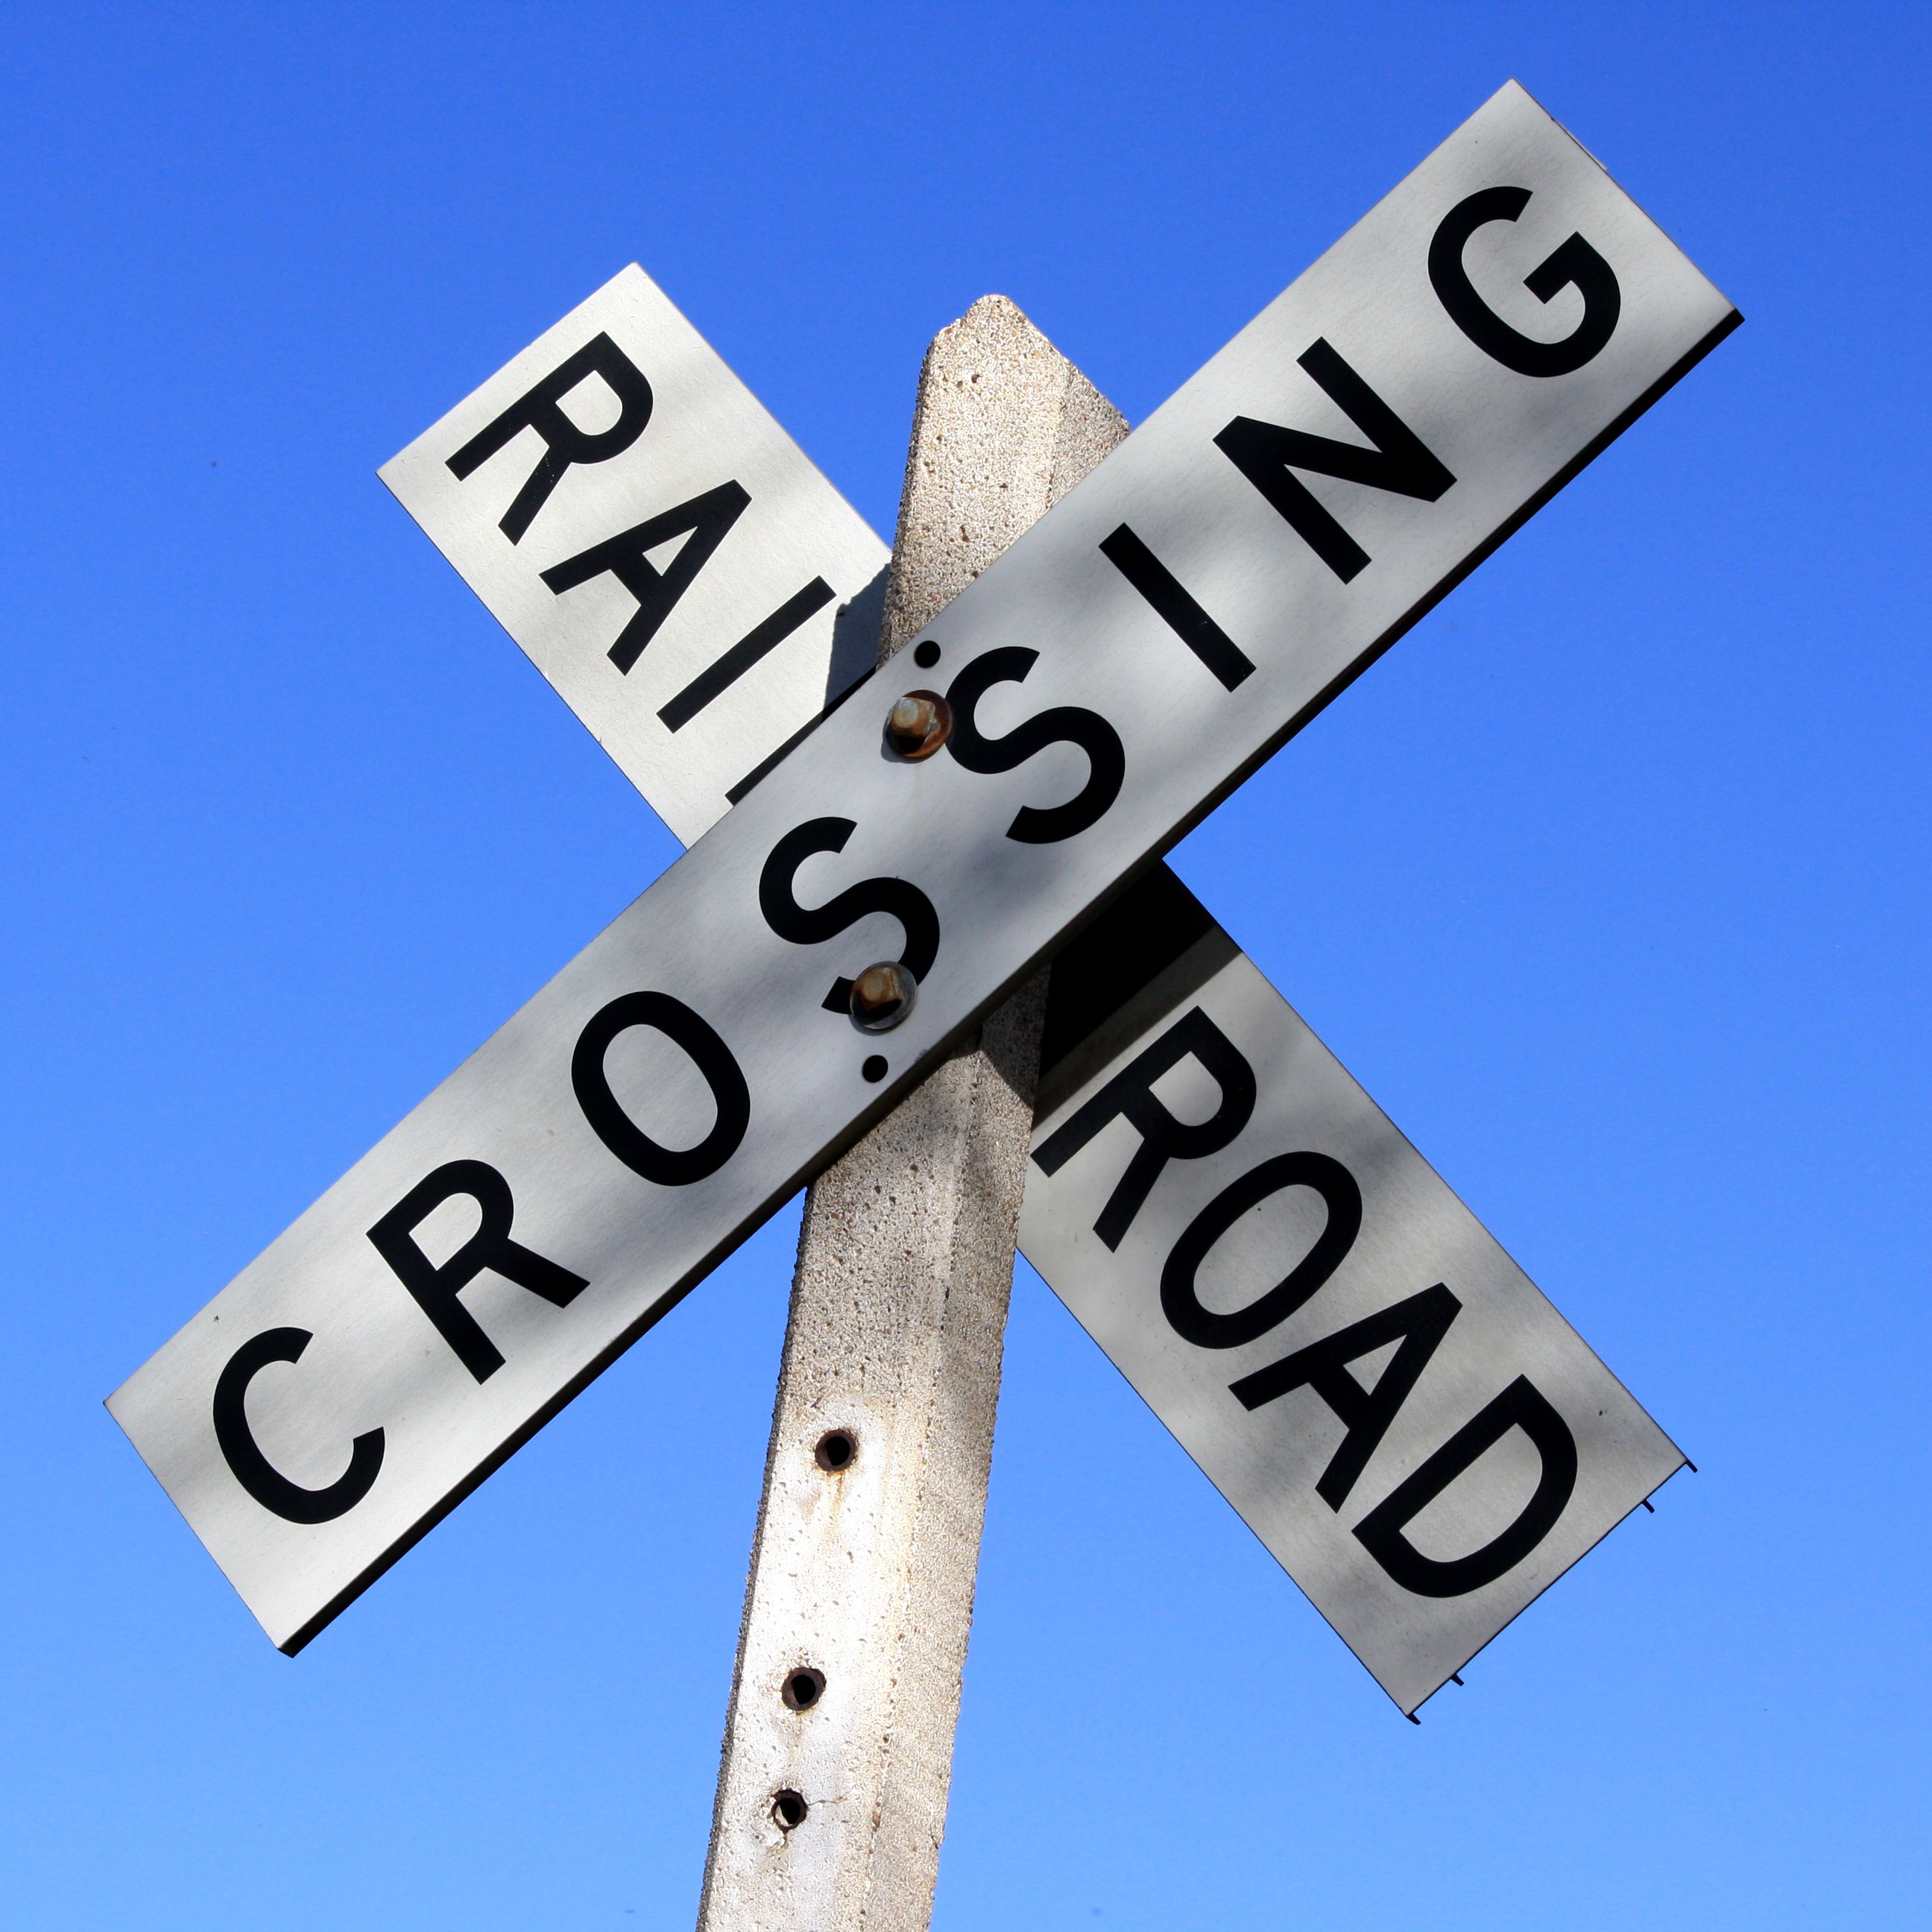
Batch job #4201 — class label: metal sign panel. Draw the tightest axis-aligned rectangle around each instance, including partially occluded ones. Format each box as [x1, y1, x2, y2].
[110, 81, 1735, 1652]
[1024, 872, 1682, 1714]
[430, 294, 1688, 1714]
[380, 265, 890, 845]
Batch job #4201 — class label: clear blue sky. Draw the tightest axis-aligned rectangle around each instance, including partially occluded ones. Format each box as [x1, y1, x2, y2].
[1, 4, 1924, 1927]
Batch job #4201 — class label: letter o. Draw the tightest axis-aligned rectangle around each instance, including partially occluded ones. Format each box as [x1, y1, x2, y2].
[1161, 1152, 1363, 1349]
[572, 991, 750, 1186]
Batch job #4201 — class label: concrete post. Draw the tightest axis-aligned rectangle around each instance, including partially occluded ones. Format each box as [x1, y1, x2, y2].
[695, 297, 1126, 1932]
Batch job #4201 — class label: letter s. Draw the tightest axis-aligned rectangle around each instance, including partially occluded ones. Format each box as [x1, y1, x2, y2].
[758, 818, 941, 1011]
[944, 646, 1125, 844]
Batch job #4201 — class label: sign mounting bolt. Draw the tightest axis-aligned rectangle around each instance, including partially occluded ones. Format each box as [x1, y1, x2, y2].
[884, 689, 951, 760]
[850, 962, 916, 1032]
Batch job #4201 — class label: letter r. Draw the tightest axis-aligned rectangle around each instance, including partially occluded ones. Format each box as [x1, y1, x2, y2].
[367, 1160, 589, 1383]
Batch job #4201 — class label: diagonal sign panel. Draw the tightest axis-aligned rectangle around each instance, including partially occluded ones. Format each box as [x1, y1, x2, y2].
[380, 265, 890, 846]
[110, 81, 1736, 1654]
[406, 278, 1687, 1714]
[1026, 871, 1680, 1713]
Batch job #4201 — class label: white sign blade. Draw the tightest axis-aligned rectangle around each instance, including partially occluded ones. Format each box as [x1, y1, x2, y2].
[380, 265, 890, 845]
[1026, 873, 1682, 1715]
[403, 256, 1688, 1713]
[112, 80, 1734, 1652]
[456, 466, 1685, 1719]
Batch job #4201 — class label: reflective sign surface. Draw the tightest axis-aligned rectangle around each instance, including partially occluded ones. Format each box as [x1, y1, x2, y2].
[110, 82, 1735, 1652]
[381, 264, 889, 845]
[394, 244, 1690, 1714]
[1026, 872, 1682, 1714]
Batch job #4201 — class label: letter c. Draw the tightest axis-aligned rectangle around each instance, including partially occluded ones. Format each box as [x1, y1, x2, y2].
[212, 1327, 384, 1524]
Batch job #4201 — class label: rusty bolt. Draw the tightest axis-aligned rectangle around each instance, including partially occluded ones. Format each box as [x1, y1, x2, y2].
[885, 689, 951, 760]
[849, 961, 915, 1032]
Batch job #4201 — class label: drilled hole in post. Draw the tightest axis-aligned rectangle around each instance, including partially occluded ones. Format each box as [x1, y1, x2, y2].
[781, 1667, 826, 1711]
[815, 1428, 857, 1471]
[771, 1789, 808, 1831]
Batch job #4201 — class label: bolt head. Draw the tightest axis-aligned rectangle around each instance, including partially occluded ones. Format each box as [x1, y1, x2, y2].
[849, 961, 916, 1032]
[885, 689, 951, 760]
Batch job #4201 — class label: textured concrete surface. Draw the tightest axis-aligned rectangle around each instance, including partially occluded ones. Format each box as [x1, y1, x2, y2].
[695, 298, 1128, 1932]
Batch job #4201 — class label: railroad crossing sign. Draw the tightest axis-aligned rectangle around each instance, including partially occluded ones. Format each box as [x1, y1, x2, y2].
[376, 262, 890, 845]
[379, 269, 1690, 1722]
[110, 82, 1736, 1715]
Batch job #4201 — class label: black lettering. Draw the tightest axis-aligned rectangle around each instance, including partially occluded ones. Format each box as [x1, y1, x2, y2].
[1161, 1151, 1362, 1349]
[572, 991, 751, 1185]
[1099, 525, 1254, 691]
[1354, 1375, 1579, 1597]
[757, 818, 941, 1012]
[540, 481, 751, 673]
[657, 578, 836, 732]
[1214, 340, 1455, 583]
[212, 1327, 385, 1523]
[944, 646, 1125, 844]
[1230, 1283, 1461, 1509]
[1428, 185, 1621, 379]
[446, 332, 654, 543]
[367, 1159, 588, 1383]
[1032, 1007, 1255, 1250]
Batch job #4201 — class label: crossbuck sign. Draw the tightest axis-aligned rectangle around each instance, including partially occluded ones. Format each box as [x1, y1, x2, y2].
[110, 84, 1737, 1716]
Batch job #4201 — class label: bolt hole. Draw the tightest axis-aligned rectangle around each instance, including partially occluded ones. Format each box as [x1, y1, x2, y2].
[914, 640, 941, 669]
[771, 1789, 808, 1831]
[781, 1667, 825, 1711]
[815, 1428, 857, 1471]
[862, 1054, 888, 1083]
